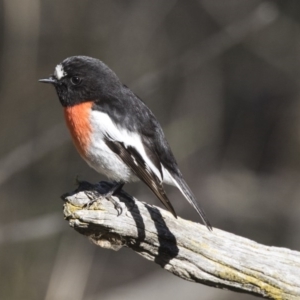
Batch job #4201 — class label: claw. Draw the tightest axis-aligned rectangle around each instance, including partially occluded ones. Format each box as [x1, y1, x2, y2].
[83, 181, 125, 215]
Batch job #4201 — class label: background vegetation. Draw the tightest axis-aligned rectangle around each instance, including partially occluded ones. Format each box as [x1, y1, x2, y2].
[0, 1, 299, 299]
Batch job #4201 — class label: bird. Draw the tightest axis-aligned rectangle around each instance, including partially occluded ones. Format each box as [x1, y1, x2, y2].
[39, 55, 212, 230]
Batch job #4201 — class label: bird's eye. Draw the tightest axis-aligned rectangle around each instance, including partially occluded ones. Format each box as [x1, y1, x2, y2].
[70, 76, 82, 85]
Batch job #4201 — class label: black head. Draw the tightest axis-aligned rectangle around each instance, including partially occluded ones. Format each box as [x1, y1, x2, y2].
[39, 56, 122, 107]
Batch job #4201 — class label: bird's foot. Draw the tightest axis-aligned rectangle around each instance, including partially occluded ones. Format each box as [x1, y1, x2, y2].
[84, 181, 125, 216]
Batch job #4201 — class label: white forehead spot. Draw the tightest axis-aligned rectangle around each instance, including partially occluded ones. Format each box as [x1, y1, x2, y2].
[54, 64, 67, 80]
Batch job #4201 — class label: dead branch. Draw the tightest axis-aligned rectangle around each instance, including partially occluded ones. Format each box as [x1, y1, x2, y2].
[62, 181, 300, 300]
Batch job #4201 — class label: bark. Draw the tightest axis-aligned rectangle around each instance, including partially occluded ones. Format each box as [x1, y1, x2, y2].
[62, 181, 300, 300]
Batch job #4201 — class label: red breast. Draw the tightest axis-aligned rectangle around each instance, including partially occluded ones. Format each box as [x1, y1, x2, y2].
[64, 101, 93, 158]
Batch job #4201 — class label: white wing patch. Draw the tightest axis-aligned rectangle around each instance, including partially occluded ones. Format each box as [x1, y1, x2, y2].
[54, 64, 67, 80]
[89, 110, 163, 181]
[161, 166, 177, 186]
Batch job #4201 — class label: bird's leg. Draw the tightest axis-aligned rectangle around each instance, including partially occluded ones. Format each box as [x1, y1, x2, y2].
[84, 181, 125, 216]
[103, 181, 125, 198]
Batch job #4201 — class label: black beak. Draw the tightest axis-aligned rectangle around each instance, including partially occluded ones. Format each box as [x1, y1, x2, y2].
[39, 77, 57, 84]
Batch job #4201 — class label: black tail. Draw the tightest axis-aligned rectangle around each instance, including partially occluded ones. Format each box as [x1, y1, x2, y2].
[173, 174, 212, 231]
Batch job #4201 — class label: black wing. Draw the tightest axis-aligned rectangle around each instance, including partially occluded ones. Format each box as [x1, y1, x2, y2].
[104, 136, 177, 218]
[93, 87, 211, 228]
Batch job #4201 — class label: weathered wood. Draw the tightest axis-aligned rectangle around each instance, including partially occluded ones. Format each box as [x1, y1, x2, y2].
[62, 181, 300, 300]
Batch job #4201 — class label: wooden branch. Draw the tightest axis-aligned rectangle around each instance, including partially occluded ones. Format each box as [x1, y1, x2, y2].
[62, 181, 300, 300]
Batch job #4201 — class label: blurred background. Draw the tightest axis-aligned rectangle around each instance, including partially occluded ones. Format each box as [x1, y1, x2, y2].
[0, 0, 299, 299]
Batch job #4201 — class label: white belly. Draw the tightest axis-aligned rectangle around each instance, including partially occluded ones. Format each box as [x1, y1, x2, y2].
[85, 137, 138, 182]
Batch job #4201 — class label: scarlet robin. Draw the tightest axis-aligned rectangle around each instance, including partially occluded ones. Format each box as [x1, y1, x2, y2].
[40, 56, 212, 230]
